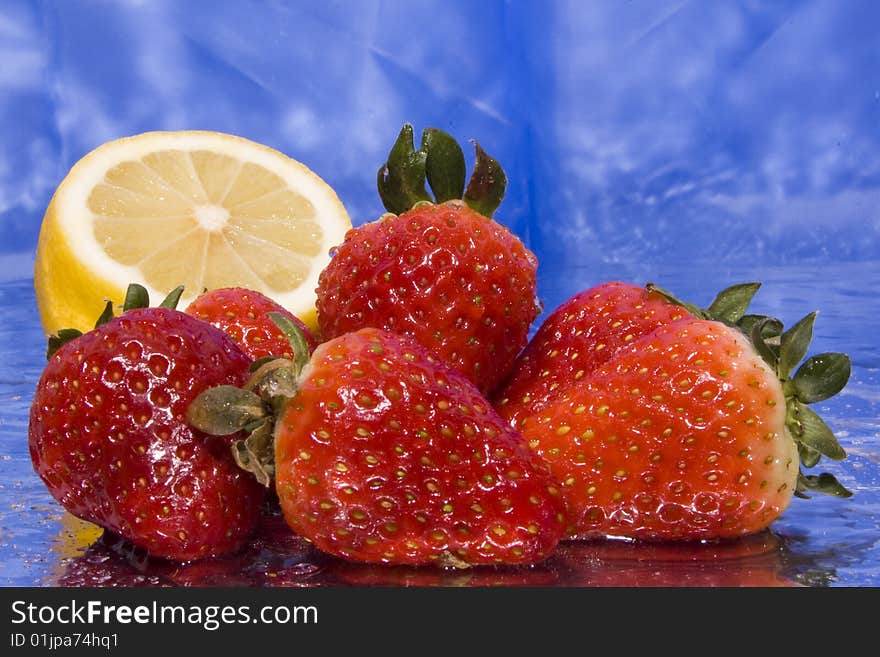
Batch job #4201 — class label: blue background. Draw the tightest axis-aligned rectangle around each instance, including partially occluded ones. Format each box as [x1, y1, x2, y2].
[0, 0, 878, 586]
[3, 0, 879, 269]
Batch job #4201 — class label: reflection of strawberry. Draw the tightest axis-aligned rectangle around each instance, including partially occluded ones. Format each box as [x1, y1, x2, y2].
[558, 532, 798, 587]
[316, 125, 539, 393]
[56, 531, 171, 587]
[190, 322, 566, 567]
[504, 307, 851, 540]
[495, 280, 759, 428]
[185, 287, 316, 361]
[331, 559, 561, 587]
[29, 286, 265, 561]
[54, 511, 325, 587]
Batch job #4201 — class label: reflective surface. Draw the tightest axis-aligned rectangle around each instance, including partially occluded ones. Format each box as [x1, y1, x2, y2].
[0, 0, 878, 586]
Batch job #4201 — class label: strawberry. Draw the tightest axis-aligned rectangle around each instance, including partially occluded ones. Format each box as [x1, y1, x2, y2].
[494, 280, 761, 428]
[185, 286, 317, 361]
[188, 318, 566, 567]
[316, 125, 539, 394]
[509, 307, 851, 540]
[29, 285, 265, 561]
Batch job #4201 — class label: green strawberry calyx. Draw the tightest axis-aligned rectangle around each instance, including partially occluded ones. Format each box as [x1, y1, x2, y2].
[377, 123, 507, 218]
[45, 283, 184, 359]
[186, 312, 310, 487]
[745, 312, 852, 499]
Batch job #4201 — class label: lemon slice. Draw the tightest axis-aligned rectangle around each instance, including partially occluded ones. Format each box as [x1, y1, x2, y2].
[34, 130, 350, 335]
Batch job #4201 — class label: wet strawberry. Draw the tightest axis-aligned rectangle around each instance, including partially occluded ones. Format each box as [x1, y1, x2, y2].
[29, 286, 265, 560]
[513, 313, 851, 540]
[186, 287, 316, 361]
[189, 320, 566, 567]
[316, 125, 539, 394]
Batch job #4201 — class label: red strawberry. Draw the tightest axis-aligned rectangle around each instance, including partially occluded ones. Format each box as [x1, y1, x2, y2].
[185, 287, 317, 361]
[316, 125, 539, 394]
[189, 320, 566, 567]
[29, 286, 265, 561]
[511, 311, 851, 541]
[494, 280, 760, 429]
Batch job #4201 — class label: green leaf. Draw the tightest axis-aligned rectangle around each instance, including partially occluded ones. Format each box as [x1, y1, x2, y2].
[46, 328, 84, 360]
[778, 311, 817, 378]
[738, 314, 783, 339]
[232, 419, 275, 487]
[463, 140, 507, 218]
[268, 312, 311, 377]
[706, 282, 761, 325]
[749, 316, 782, 368]
[159, 285, 185, 310]
[796, 472, 853, 498]
[792, 352, 851, 403]
[797, 442, 822, 468]
[93, 300, 115, 328]
[421, 127, 466, 203]
[377, 123, 432, 214]
[788, 400, 846, 461]
[186, 385, 267, 436]
[122, 283, 150, 312]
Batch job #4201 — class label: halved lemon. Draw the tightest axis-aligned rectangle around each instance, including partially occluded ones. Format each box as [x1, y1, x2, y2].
[34, 130, 351, 335]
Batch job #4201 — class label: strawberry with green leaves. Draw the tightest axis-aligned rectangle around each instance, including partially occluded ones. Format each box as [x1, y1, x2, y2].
[497, 283, 851, 540]
[189, 318, 566, 567]
[29, 285, 265, 560]
[316, 125, 539, 394]
[185, 287, 317, 361]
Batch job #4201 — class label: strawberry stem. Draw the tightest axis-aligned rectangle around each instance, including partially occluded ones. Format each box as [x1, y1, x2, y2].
[94, 300, 115, 328]
[422, 127, 466, 202]
[123, 283, 150, 311]
[747, 316, 783, 366]
[187, 313, 316, 487]
[377, 123, 507, 217]
[186, 385, 267, 436]
[231, 419, 275, 487]
[46, 328, 84, 360]
[792, 353, 850, 402]
[748, 310, 852, 498]
[268, 312, 310, 377]
[377, 124, 431, 215]
[159, 285, 185, 310]
[187, 381, 279, 488]
[705, 282, 762, 325]
[463, 140, 506, 218]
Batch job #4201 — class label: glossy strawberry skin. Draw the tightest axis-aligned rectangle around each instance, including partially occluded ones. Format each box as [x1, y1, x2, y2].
[495, 281, 688, 428]
[185, 287, 317, 361]
[274, 327, 565, 566]
[517, 318, 798, 541]
[316, 201, 539, 394]
[28, 308, 265, 561]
